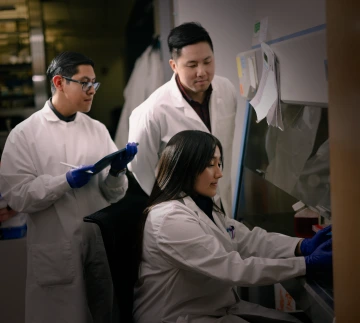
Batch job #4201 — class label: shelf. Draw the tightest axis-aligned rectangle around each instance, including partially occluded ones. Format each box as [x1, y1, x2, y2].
[0, 1, 47, 112]
[0, 63, 32, 72]
[0, 95, 34, 100]
[0, 32, 29, 36]
[0, 18, 27, 22]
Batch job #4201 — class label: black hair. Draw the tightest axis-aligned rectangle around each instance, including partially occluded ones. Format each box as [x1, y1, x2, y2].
[147, 130, 223, 208]
[134, 130, 223, 282]
[46, 51, 95, 94]
[168, 22, 214, 60]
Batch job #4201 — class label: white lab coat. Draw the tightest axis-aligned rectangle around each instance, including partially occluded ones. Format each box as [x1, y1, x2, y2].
[0, 101, 128, 323]
[133, 196, 306, 323]
[128, 74, 237, 217]
[114, 45, 164, 149]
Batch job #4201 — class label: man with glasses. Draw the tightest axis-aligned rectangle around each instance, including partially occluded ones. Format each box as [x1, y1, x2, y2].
[0, 51, 137, 323]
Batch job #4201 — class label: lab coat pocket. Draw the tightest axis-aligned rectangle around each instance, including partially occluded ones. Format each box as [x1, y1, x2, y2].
[30, 242, 75, 287]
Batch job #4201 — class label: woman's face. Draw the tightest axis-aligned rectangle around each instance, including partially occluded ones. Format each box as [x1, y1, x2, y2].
[194, 146, 223, 197]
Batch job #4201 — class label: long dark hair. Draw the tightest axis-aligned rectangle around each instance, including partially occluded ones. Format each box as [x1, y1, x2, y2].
[134, 130, 223, 281]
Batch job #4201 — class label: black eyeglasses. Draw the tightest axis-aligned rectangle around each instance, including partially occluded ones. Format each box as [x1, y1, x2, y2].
[62, 76, 101, 92]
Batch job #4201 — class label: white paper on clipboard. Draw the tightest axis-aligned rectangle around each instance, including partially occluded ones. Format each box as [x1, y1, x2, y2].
[250, 42, 278, 123]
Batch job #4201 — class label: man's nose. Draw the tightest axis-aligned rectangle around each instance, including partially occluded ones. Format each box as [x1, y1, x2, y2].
[86, 85, 96, 95]
[197, 65, 206, 76]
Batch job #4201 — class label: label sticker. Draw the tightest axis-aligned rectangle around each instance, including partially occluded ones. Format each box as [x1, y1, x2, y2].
[236, 56, 243, 78]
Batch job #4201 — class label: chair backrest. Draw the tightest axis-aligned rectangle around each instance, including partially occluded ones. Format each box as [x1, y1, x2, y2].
[84, 173, 148, 322]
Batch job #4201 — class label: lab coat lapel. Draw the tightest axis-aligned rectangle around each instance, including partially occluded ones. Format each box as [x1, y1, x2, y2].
[183, 103, 209, 131]
[169, 74, 210, 133]
[182, 196, 226, 237]
[209, 82, 223, 135]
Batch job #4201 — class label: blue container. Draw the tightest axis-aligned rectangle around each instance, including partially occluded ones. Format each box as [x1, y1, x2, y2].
[0, 194, 27, 240]
[0, 224, 27, 240]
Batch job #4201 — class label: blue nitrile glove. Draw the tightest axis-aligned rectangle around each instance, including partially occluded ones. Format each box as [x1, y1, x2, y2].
[110, 142, 138, 171]
[300, 225, 332, 256]
[305, 239, 333, 273]
[66, 164, 94, 188]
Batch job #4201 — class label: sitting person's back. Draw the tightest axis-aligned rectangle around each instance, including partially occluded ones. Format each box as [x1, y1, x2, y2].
[133, 130, 332, 323]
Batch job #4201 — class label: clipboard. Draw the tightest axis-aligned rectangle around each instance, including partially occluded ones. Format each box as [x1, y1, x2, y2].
[92, 142, 139, 175]
[91, 148, 127, 175]
[60, 143, 138, 175]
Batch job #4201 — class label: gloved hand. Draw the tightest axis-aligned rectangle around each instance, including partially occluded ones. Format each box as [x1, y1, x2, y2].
[110, 142, 138, 171]
[300, 225, 332, 256]
[66, 165, 94, 188]
[305, 239, 333, 273]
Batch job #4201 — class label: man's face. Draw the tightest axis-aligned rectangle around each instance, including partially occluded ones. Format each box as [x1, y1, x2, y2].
[62, 64, 96, 114]
[169, 41, 215, 100]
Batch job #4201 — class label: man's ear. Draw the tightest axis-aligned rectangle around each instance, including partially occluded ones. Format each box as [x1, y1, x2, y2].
[52, 75, 64, 91]
[169, 59, 177, 74]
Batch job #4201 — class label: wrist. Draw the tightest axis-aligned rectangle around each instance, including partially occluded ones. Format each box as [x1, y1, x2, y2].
[295, 239, 304, 256]
[66, 170, 75, 188]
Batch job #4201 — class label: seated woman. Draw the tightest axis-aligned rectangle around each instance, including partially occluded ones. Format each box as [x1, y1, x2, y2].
[133, 130, 332, 323]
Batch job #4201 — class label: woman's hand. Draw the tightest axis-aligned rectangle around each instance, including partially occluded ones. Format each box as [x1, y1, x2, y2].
[305, 239, 333, 273]
[299, 225, 332, 256]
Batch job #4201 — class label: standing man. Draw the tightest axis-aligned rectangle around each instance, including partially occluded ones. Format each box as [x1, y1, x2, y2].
[128, 22, 237, 216]
[0, 51, 137, 323]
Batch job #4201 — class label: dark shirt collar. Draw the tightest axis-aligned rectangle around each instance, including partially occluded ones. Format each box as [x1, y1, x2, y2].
[175, 74, 212, 106]
[191, 194, 216, 225]
[48, 98, 77, 122]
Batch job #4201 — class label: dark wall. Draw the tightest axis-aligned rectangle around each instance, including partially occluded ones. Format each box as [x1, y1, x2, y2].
[125, 0, 155, 81]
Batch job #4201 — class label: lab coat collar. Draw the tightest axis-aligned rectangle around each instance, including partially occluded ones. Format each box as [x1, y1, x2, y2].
[169, 74, 189, 108]
[42, 101, 59, 122]
[169, 74, 215, 131]
[182, 195, 225, 236]
[169, 73, 219, 108]
[42, 100, 83, 124]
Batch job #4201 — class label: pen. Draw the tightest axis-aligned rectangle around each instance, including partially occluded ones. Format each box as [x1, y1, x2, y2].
[60, 162, 94, 174]
[226, 225, 235, 239]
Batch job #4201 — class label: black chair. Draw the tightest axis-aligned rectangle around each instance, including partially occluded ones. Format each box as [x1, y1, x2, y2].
[84, 172, 148, 322]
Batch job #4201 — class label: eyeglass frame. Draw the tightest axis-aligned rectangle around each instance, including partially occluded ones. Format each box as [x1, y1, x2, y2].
[62, 76, 101, 92]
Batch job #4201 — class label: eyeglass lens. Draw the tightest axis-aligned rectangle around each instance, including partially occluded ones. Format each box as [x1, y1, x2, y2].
[83, 82, 100, 92]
